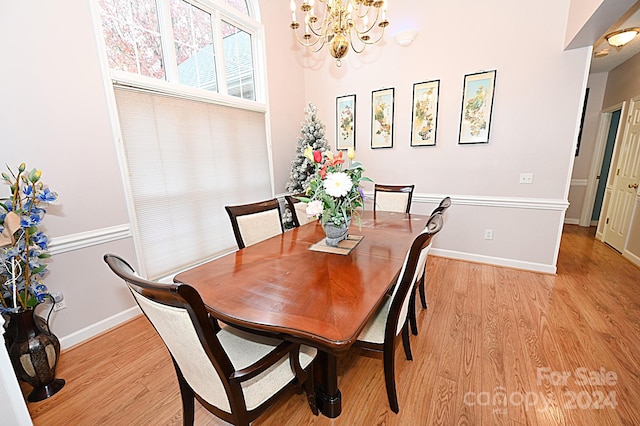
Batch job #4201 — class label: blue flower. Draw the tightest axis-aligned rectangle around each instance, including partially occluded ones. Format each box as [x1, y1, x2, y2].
[33, 283, 49, 303]
[1, 163, 56, 310]
[3, 245, 21, 259]
[32, 232, 49, 250]
[37, 188, 58, 203]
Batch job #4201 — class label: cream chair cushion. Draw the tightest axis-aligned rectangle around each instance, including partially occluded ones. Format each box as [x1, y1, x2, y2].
[236, 209, 283, 247]
[376, 192, 410, 213]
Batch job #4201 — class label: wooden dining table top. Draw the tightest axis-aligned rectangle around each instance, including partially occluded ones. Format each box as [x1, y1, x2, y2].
[174, 210, 428, 353]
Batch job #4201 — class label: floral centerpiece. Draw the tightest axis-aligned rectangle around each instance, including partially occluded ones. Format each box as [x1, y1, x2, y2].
[1, 163, 57, 314]
[298, 146, 372, 245]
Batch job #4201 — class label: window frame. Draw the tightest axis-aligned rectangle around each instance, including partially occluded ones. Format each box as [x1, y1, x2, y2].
[98, 0, 265, 105]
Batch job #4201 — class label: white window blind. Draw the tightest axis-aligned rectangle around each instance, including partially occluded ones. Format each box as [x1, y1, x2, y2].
[114, 87, 272, 279]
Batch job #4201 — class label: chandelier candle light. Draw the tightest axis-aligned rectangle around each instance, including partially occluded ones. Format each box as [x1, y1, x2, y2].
[290, 0, 389, 66]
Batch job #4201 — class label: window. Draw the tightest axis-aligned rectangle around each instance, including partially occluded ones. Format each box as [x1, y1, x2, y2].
[171, 1, 218, 91]
[98, 0, 165, 79]
[100, 0, 271, 279]
[222, 21, 254, 100]
[114, 87, 272, 279]
[222, 0, 249, 14]
[98, 0, 259, 101]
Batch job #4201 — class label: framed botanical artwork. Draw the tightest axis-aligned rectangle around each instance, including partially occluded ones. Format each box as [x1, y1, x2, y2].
[458, 70, 497, 144]
[371, 88, 394, 148]
[336, 94, 356, 150]
[411, 80, 440, 147]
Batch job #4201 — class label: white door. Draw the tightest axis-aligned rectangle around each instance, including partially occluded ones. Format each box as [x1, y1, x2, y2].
[604, 97, 640, 252]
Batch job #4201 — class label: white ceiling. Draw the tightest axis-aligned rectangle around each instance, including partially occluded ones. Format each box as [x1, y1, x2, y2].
[589, 2, 640, 74]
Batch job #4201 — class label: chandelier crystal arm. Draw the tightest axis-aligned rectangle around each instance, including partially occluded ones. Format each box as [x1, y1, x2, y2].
[290, 0, 389, 65]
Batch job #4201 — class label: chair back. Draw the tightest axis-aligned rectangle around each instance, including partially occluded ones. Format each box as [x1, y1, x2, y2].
[103, 254, 236, 413]
[387, 213, 443, 337]
[225, 198, 284, 249]
[431, 196, 451, 216]
[374, 184, 415, 213]
[285, 194, 316, 227]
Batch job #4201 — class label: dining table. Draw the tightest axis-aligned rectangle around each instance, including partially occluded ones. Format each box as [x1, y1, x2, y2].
[173, 210, 429, 418]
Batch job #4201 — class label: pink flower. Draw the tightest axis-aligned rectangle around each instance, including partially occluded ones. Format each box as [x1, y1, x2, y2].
[306, 200, 324, 217]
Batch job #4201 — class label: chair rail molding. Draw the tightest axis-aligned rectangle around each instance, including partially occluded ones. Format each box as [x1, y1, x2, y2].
[391, 193, 569, 211]
[279, 191, 570, 211]
[48, 224, 131, 255]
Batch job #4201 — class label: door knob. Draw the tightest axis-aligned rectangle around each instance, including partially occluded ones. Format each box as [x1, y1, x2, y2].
[630, 183, 639, 189]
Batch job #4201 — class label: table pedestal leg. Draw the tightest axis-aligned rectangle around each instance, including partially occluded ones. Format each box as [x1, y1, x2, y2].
[314, 351, 341, 418]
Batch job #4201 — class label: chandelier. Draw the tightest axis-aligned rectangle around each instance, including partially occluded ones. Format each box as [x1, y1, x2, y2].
[290, 0, 389, 66]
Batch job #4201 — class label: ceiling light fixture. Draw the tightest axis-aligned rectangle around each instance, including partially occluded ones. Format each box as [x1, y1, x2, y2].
[290, 0, 389, 67]
[605, 27, 640, 48]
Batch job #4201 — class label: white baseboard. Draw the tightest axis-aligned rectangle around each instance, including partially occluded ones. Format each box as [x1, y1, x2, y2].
[623, 250, 640, 268]
[430, 248, 557, 274]
[59, 306, 141, 350]
[564, 218, 580, 225]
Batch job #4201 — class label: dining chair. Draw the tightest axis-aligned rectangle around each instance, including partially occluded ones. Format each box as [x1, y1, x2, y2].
[409, 196, 451, 336]
[225, 198, 284, 249]
[354, 212, 443, 413]
[103, 254, 318, 426]
[373, 184, 415, 213]
[284, 194, 316, 228]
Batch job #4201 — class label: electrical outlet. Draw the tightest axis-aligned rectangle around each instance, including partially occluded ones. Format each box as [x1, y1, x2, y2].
[484, 229, 494, 240]
[50, 290, 64, 303]
[519, 173, 534, 184]
[53, 300, 67, 312]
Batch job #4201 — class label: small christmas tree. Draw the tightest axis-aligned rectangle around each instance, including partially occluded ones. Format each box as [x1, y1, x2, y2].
[283, 103, 330, 228]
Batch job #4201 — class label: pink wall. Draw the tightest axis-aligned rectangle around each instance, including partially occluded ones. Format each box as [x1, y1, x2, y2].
[265, 0, 592, 271]
[258, 0, 307, 194]
[284, 1, 587, 198]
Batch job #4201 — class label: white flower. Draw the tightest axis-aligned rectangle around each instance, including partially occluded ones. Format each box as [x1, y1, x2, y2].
[306, 200, 324, 217]
[323, 172, 353, 198]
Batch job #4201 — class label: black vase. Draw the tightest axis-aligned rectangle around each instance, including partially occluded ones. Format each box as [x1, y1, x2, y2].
[5, 309, 65, 402]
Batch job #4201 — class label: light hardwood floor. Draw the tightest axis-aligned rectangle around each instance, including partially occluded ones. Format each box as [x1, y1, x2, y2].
[23, 225, 640, 425]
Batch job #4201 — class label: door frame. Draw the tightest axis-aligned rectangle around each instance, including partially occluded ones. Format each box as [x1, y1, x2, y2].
[580, 102, 625, 227]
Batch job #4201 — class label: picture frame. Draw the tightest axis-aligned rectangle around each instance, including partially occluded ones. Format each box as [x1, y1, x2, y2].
[411, 80, 440, 147]
[458, 70, 497, 144]
[371, 88, 394, 149]
[336, 94, 356, 150]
